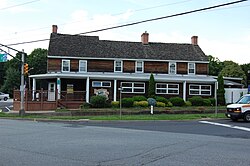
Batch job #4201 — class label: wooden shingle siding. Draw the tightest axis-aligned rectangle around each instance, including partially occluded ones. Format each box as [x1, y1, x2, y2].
[71, 59, 79, 72]
[196, 63, 208, 75]
[177, 62, 188, 74]
[88, 60, 114, 72]
[144, 61, 168, 74]
[123, 60, 135, 73]
[47, 58, 61, 72]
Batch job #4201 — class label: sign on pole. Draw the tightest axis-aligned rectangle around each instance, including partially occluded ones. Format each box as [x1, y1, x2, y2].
[0, 53, 7, 62]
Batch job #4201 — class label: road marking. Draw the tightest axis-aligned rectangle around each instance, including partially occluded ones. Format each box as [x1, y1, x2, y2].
[199, 121, 250, 132]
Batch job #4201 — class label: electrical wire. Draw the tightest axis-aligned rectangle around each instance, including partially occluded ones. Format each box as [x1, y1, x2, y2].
[4, 0, 249, 47]
[0, 0, 40, 11]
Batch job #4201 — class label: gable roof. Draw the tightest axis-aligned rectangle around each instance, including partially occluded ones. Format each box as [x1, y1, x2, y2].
[48, 33, 208, 62]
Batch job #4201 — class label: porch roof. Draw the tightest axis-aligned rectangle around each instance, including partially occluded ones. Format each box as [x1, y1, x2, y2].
[30, 72, 217, 83]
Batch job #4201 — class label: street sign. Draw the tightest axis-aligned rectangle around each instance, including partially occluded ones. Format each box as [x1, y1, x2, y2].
[0, 53, 7, 62]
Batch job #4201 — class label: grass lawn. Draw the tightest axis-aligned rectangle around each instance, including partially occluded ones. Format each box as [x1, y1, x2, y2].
[0, 112, 226, 121]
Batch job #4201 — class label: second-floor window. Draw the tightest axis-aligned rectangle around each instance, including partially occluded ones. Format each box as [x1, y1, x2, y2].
[169, 62, 176, 74]
[62, 59, 70, 72]
[188, 63, 195, 74]
[114, 60, 122, 72]
[79, 60, 87, 72]
[136, 61, 143, 73]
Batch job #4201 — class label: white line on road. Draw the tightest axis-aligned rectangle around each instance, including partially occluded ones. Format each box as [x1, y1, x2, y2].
[199, 121, 250, 132]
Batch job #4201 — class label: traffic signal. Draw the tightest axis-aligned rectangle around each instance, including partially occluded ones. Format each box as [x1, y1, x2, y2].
[24, 63, 29, 75]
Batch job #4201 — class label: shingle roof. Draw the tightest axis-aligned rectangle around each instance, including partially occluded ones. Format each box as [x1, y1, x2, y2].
[48, 33, 208, 61]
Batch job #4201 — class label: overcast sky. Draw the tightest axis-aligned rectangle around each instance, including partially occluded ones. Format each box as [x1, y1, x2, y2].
[0, 0, 249, 64]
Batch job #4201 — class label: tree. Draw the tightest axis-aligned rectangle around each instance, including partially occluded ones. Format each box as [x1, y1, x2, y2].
[0, 68, 20, 96]
[220, 61, 246, 86]
[217, 74, 225, 105]
[240, 63, 250, 85]
[0, 48, 48, 95]
[208, 55, 223, 76]
[148, 73, 155, 98]
[27, 48, 47, 75]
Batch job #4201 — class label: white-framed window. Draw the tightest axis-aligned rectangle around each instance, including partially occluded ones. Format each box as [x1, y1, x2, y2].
[189, 84, 211, 96]
[114, 60, 123, 72]
[62, 59, 70, 72]
[169, 62, 176, 74]
[188, 63, 195, 74]
[156, 83, 179, 94]
[92, 81, 111, 87]
[121, 82, 145, 93]
[136, 61, 144, 73]
[79, 60, 87, 72]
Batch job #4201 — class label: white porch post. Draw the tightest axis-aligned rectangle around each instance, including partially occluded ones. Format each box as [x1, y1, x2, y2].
[32, 78, 36, 100]
[57, 78, 61, 99]
[183, 81, 187, 101]
[86, 77, 90, 103]
[114, 79, 117, 101]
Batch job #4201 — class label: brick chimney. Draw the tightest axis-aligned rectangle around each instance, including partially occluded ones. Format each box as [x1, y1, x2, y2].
[141, 31, 149, 45]
[52, 25, 58, 33]
[191, 36, 198, 45]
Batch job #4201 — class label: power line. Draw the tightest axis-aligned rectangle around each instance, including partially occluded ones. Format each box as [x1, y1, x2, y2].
[6, 0, 248, 47]
[0, 0, 192, 38]
[0, 0, 40, 11]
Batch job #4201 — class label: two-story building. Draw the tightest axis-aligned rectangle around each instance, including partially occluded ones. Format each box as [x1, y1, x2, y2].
[27, 25, 216, 110]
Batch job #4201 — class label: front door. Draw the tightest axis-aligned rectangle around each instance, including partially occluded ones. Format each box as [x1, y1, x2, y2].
[48, 82, 56, 101]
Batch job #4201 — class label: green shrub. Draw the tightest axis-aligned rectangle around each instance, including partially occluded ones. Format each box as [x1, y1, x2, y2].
[134, 101, 148, 107]
[81, 102, 91, 109]
[188, 96, 203, 106]
[147, 98, 156, 106]
[121, 98, 134, 107]
[156, 101, 165, 107]
[90, 95, 107, 108]
[185, 101, 192, 106]
[166, 101, 173, 107]
[155, 96, 168, 104]
[111, 101, 120, 108]
[209, 98, 216, 106]
[169, 97, 185, 106]
[203, 99, 211, 106]
[132, 96, 147, 101]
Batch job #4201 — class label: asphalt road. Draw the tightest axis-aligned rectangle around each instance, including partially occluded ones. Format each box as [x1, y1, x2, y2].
[0, 119, 250, 166]
[0, 99, 13, 112]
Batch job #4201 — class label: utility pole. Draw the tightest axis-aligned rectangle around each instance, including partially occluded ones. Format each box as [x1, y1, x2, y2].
[19, 50, 25, 116]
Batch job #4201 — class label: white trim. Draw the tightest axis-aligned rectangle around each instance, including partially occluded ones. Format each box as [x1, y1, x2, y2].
[169, 62, 176, 74]
[114, 60, 123, 72]
[79, 60, 87, 73]
[86, 77, 90, 103]
[135, 61, 144, 73]
[57, 77, 61, 99]
[114, 79, 117, 101]
[62, 59, 70, 72]
[188, 62, 195, 75]
[92, 81, 111, 87]
[48, 55, 209, 64]
[121, 82, 145, 94]
[183, 81, 187, 101]
[189, 84, 211, 96]
[32, 78, 36, 100]
[155, 83, 179, 95]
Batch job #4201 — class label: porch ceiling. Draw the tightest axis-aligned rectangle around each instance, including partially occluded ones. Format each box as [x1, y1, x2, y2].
[29, 72, 217, 83]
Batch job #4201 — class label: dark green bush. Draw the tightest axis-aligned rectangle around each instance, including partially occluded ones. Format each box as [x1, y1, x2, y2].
[203, 99, 212, 106]
[121, 98, 134, 107]
[155, 96, 168, 104]
[209, 98, 216, 106]
[81, 102, 91, 109]
[132, 96, 147, 101]
[169, 97, 185, 106]
[188, 96, 204, 106]
[90, 95, 107, 108]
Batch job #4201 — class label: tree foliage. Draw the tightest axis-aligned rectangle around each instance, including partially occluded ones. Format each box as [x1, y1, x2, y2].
[240, 63, 250, 85]
[0, 48, 47, 95]
[217, 74, 225, 105]
[220, 61, 246, 86]
[208, 55, 223, 76]
[148, 73, 155, 98]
